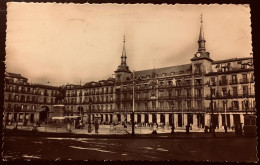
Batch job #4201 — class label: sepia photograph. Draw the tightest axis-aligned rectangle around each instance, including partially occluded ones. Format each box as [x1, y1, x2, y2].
[3, 2, 257, 162]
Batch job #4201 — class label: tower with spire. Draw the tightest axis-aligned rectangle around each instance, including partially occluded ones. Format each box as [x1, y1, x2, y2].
[191, 14, 213, 74]
[114, 36, 132, 82]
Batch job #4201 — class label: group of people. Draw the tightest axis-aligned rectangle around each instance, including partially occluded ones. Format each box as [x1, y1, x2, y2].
[66, 118, 100, 133]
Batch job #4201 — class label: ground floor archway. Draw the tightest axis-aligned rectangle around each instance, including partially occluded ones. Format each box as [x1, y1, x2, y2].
[39, 106, 50, 123]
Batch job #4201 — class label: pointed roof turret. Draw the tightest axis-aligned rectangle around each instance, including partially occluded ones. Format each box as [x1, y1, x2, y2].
[115, 36, 131, 73]
[198, 14, 206, 52]
[121, 35, 127, 65]
[191, 14, 212, 62]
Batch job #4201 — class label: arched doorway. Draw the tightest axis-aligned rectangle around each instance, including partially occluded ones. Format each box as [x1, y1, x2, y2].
[39, 106, 49, 123]
[160, 114, 165, 124]
[137, 114, 141, 123]
[145, 114, 148, 123]
[152, 114, 157, 123]
[117, 114, 121, 122]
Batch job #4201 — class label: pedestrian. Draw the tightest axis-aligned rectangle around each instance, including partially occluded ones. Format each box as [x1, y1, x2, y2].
[95, 120, 99, 133]
[67, 122, 71, 132]
[224, 124, 228, 133]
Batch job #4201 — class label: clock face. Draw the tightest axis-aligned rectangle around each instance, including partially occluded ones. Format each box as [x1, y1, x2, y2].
[196, 52, 201, 57]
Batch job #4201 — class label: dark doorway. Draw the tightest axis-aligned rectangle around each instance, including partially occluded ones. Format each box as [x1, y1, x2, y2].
[178, 114, 182, 127]
[152, 114, 157, 123]
[101, 114, 103, 122]
[145, 114, 148, 123]
[39, 106, 49, 123]
[222, 114, 231, 128]
[105, 114, 108, 121]
[213, 114, 219, 128]
[110, 114, 113, 123]
[188, 114, 193, 125]
[14, 113, 17, 122]
[197, 114, 205, 128]
[137, 114, 141, 123]
[233, 114, 240, 124]
[160, 114, 165, 124]
[30, 114, 34, 123]
[117, 114, 121, 122]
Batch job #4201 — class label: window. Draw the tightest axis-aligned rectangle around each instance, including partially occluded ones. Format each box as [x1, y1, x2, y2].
[222, 88, 227, 96]
[210, 77, 216, 85]
[187, 101, 191, 109]
[242, 74, 248, 83]
[178, 101, 182, 109]
[211, 88, 216, 96]
[195, 79, 201, 85]
[159, 102, 164, 109]
[186, 89, 191, 97]
[152, 101, 156, 110]
[176, 89, 181, 97]
[195, 88, 201, 97]
[145, 103, 148, 110]
[197, 101, 202, 109]
[221, 76, 227, 85]
[243, 86, 248, 96]
[194, 64, 201, 74]
[232, 75, 237, 83]
[232, 87, 238, 96]
[243, 100, 249, 110]
[232, 101, 239, 110]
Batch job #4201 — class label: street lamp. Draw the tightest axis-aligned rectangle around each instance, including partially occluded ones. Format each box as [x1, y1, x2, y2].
[132, 70, 135, 136]
[171, 103, 175, 134]
[223, 91, 228, 133]
[88, 98, 92, 133]
[207, 81, 216, 137]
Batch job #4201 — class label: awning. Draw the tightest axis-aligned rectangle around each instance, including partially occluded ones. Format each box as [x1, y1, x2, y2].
[64, 116, 81, 118]
[52, 117, 65, 120]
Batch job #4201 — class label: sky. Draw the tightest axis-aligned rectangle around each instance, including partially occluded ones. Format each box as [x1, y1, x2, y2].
[6, 3, 252, 86]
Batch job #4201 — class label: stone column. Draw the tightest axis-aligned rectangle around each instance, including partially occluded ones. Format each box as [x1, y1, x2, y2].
[240, 114, 244, 128]
[205, 114, 210, 126]
[34, 112, 39, 123]
[193, 114, 198, 128]
[134, 114, 137, 122]
[121, 114, 125, 122]
[183, 114, 187, 126]
[218, 114, 222, 129]
[107, 114, 111, 123]
[127, 114, 131, 122]
[165, 114, 169, 124]
[230, 114, 234, 128]
[141, 114, 145, 123]
[148, 114, 152, 123]
[174, 113, 178, 127]
[157, 114, 161, 123]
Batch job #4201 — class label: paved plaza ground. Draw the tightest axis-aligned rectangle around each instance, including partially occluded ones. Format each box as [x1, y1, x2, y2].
[4, 123, 235, 135]
[3, 135, 257, 162]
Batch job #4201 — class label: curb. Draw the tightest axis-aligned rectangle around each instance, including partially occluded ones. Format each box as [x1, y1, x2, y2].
[3, 129, 251, 139]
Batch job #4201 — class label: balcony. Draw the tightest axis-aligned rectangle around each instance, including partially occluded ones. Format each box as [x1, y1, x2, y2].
[218, 80, 228, 86]
[158, 84, 173, 89]
[240, 79, 249, 84]
[229, 80, 238, 85]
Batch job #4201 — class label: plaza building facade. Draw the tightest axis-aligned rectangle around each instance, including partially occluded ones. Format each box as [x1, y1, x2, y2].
[4, 20, 255, 130]
[4, 72, 60, 124]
